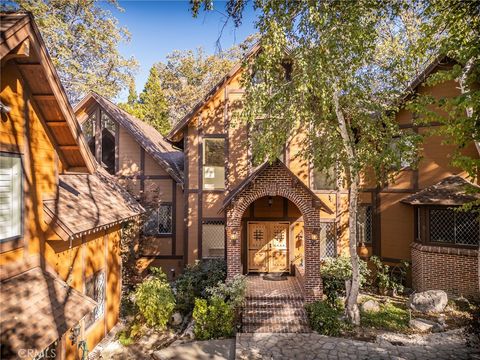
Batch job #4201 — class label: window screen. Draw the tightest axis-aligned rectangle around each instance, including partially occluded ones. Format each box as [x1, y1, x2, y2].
[429, 208, 479, 246]
[203, 138, 225, 190]
[357, 205, 373, 244]
[85, 270, 105, 329]
[320, 222, 337, 258]
[143, 204, 172, 235]
[202, 221, 225, 258]
[0, 154, 22, 241]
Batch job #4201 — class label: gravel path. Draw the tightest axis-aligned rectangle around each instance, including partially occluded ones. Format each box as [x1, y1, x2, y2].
[236, 330, 480, 360]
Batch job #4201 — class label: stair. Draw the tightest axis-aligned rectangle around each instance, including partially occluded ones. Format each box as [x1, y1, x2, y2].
[241, 296, 311, 333]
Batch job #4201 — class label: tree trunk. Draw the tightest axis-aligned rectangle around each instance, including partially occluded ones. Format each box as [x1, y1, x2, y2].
[333, 90, 361, 325]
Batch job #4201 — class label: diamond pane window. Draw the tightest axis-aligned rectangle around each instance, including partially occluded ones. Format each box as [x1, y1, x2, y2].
[320, 222, 337, 258]
[85, 270, 105, 329]
[429, 208, 479, 246]
[357, 205, 373, 245]
[158, 204, 172, 234]
[202, 221, 225, 258]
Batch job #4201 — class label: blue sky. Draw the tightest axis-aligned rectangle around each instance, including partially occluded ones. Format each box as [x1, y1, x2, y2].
[105, 1, 259, 101]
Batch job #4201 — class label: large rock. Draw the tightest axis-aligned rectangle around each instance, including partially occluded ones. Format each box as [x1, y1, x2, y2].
[171, 312, 183, 326]
[408, 290, 448, 313]
[409, 318, 437, 332]
[361, 299, 381, 313]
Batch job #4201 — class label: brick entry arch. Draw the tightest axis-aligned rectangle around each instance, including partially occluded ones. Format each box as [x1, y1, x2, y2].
[222, 160, 326, 302]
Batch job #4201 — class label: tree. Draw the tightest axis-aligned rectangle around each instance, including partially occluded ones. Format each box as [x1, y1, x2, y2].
[139, 66, 170, 135]
[192, 0, 422, 325]
[155, 35, 258, 124]
[7, 0, 138, 104]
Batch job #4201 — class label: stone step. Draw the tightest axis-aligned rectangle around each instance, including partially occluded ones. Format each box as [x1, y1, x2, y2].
[242, 315, 309, 326]
[244, 299, 305, 308]
[241, 323, 311, 333]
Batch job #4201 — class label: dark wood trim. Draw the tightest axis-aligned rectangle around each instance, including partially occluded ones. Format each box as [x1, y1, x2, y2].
[202, 189, 226, 193]
[140, 147, 145, 193]
[380, 257, 405, 263]
[114, 121, 120, 173]
[198, 125, 203, 259]
[242, 216, 301, 222]
[202, 217, 226, 223]
[187, 189, 199, 193]
[150, 234, 173, 238]
[242, 219, 248, 274]
[183, 128, 189, 266]
[172, 181, 176, 255]
[140, 255, 184, 260]
[95, 106, 102, 163]
[119, 174, 172, 180]
[203, 133, 227, 139]
[373, 189, 381, 257]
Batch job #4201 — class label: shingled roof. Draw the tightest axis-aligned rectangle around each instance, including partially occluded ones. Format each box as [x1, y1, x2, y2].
[402, 175, 480, 206]
[44, 169, 144, 240]
[75, 92, 184, 184]
[0, 266, 96, 359]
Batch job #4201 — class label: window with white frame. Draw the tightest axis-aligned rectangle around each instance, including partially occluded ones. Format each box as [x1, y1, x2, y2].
[357, 205, 373, 245]
[0, 153, 22, 241]
[203, 138, 225, 190]
[202, 221, 225, 258]
[143, 204, 172, 235]
[85, 270, 105, 329]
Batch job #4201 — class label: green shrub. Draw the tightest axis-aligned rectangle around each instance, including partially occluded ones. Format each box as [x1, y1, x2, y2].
[206, 275, 247, 309]
[305, 301, 347, 336]
[134, 267, 175, 329]
[321, 256, 370, 308]
[361, 301, 409, 332]
[370, 256, 409, 295]
[193, 296, 235, 340]
[174, 259, 227, 314]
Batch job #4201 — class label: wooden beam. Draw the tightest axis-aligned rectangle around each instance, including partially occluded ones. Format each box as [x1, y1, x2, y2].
[3, 38, 30, 62]
[59, 145, 80, 151]
[33, 94, 55, 101]
[46, 121, 67, 127]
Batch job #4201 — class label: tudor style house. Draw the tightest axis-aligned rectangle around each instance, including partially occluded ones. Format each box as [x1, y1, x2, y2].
[0, 13, 143, 360]
[74, 93, 185, 279]
[165, 47, 479, 300]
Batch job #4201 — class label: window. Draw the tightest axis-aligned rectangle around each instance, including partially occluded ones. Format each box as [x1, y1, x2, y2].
[312, 166, 337, 190]
[0, 153, 22, 241]
[202, 221, 225, 258]
[203, 138, 225, 190]
[143, 204, 172, 235]
[429, 208, 479, 246]
[390, 136, 416, 170]
[320, 222, 337, 258]
[357, 205, 373, 245]
[85, 270, 105, 329]
[82, 113, 95, 143]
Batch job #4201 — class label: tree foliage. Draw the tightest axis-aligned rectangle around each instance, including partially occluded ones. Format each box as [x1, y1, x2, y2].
[7, 0, 138, 104]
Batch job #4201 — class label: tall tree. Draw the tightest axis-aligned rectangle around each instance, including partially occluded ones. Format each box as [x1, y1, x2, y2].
[192, 0, 422, 324]
[7, 0, 138, 104]
[138, 66, 170, 135]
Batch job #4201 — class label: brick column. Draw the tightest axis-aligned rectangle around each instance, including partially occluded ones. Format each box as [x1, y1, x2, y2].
[304, 226, 322, 303]
[226, 224, 242, 279]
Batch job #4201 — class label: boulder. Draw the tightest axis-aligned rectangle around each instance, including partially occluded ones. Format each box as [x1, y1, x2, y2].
[409, 318, 437, 332]
[361, 299, 381, 313]
[408, 290, 448, 313]
[170, 312, 182, 326]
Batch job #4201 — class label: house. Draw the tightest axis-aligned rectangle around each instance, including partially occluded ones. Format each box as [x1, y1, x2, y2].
[74, 92, 185, 280]
[0, 12, 143, 360]
[164, 47, 479, 300]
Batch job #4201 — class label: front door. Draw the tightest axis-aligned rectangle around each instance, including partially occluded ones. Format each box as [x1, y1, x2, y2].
[248, 222, 289, 273]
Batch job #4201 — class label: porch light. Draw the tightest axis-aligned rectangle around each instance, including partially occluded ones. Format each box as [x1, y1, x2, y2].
[230, 232, 238, 240]
[311, 232, 318, 241]
[268, 196, 273, 206]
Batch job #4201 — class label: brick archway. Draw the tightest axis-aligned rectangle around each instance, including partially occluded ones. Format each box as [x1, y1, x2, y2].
[222, 160, 326, 302]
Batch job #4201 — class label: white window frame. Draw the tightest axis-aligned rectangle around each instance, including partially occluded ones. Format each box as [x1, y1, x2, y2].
[0, 153, 22, 242]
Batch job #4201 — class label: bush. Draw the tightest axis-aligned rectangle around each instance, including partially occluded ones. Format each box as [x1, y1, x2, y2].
[305, 301, 346, 336]
[174, 258, 227, 314]
[321, 256, 370, 308]
[206, 275, 247, 309]
[193, 296, 235, 340]
[361, 301, 409, 332]
[370, 256, 409, 295]
[134, 268, 175, 329]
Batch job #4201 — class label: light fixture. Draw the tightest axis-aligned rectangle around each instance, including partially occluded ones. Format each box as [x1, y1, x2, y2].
[311, 232, 318, 241]
[230, 231, 238, 241]
[268, 196, 273, 207]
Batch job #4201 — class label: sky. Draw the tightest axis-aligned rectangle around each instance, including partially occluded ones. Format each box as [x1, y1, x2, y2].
[104, 1, 259, 101]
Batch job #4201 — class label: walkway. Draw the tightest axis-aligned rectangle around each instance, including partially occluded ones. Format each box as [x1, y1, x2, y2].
[242, 275, 310, 333]
[235, 331, 479, 360]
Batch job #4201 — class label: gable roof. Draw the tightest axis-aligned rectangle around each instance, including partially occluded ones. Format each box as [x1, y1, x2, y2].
[401, 175, 480, 206]
[0, 266, 96, 359]
[167, 42, 262, 141]
[43, 168, 144, 241]
[75, 92, 184, 184]
[220, 158, 332, 214]
[0, 12, 95, 172]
